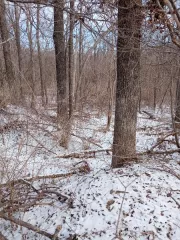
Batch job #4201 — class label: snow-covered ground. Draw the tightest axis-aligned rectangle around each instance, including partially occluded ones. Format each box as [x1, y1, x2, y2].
[0, 105, 180, 240]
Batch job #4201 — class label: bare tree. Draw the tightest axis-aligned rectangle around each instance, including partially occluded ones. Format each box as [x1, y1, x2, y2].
[74, 0, 83, 109]
[36, 4, 47, 106]
[14, 3, 23, 100]
[149, 0, 180, 122]
[68, 0, 74, 118]
[26, 6, 35, 108]
[0, 0, 16, 101]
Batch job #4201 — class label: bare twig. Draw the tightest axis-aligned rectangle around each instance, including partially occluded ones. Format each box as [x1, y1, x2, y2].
[149, 132, 176, 152]
[142, 110, 155, 119]
[171, 196, 180, 208]
[71, 133, 103, 148]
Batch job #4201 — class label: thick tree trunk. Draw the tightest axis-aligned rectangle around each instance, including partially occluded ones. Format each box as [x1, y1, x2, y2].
[0, 0, 16, 100]
[53, 0, 67, 119]
[53, 0, 69, 147]
[112, 0, 142, 168]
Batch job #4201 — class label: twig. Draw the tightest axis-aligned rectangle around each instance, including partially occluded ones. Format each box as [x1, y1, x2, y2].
[25, 130, 57, 155]
[149, 132, 176, 152]
[42, 190, 68, 201]
[71, 133, 103, 148]
[148, 166, 180, 180]
[16, 180, 69, 201]
[116, 187, 127, 237]
[142, 110, 155, 119]
[19, 179, 39, 193]
[0, 37, 14, 45]
[171, 196, 180, 208]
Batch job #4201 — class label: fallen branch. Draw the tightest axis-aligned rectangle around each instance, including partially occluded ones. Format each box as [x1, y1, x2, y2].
[144, 149, 180, 155]
[0, 213, 60, 240]
[1, 149, 179, 190]
[55, 147, 180, 160]
[56, 148, 111, 159]
[0, 172, 76, 188]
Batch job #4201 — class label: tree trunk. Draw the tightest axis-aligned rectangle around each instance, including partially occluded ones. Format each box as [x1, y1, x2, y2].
[68, 0, 74, 119]
[112, 0, 142, 168]
[106, 78, 113, 131]
[153, 85, 157, 111]
[75, 0, 83, 109]
[26, 11, 35, 108]
[14, 3, 23, 100]
[138, 86, 142, 113]
[175, 77, 180, 122]
[0, 0, 16, 100]
[53, 0, 69, 147]
[36, 4, 47, 107]
[53, 0, 67, 119]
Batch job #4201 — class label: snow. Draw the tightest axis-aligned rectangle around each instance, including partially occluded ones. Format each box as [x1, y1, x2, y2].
[0, 105, 180, 240]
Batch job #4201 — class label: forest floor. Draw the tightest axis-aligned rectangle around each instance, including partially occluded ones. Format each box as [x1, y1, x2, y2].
[0, 105, 180, 240]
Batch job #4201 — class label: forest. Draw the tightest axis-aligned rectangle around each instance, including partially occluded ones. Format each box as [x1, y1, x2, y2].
[0, 0, 180, 239]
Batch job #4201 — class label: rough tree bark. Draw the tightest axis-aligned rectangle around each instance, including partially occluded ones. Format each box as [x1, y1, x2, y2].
[53, 0, 67, 119]
[175, 76, 180, 122]
[26, 9, 35, 108]
[53, 0, 69, 147]
[112, 0, 142, 168]
[0, 0, 16, 100]
[68, 0, 74, 118]
[14, 3, 23, 99]
[75, 0, 83, 109]
[36, 4, 47, 106]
